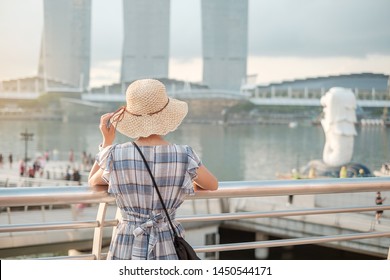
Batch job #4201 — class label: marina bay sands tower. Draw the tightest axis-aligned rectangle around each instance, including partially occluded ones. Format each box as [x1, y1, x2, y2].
[35, 0, 246, 91]
[38, 0, 91, 90]
[120, 0, 170, 83]
[201, 0, 248, 91]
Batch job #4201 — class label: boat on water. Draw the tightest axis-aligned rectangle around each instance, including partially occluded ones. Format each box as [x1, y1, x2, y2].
[374, 163, 390, 177]
[288, 121, 298, 128]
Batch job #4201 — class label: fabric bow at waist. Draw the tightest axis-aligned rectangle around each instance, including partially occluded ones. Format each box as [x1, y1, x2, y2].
[121, 212, 176, 260]
[127, 213, 168, 237]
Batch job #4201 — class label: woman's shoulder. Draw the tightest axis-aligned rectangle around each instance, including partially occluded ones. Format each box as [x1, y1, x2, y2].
[170, 144, 196, 154]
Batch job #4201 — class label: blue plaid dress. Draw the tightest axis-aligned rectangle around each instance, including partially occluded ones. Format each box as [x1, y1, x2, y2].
[96, 142, 201, 260]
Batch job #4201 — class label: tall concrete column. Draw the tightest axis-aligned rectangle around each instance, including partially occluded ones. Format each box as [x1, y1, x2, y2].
[201, 0, 248, 91]
[121, 0, 170, 83]
[38, 0, 91, 90]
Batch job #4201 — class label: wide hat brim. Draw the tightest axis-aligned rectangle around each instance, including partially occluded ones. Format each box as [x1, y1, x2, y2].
[112, 97, 188, 139]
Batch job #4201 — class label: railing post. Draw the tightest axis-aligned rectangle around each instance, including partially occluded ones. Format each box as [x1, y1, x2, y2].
[92, 202, 108, 260]
[6, 207, 12, 237]
[111, 207, 122, 242]
[220, 198, 230, 213]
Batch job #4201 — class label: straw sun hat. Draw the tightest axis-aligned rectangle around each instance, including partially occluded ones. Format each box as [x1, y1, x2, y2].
[109, 79, 188, 138]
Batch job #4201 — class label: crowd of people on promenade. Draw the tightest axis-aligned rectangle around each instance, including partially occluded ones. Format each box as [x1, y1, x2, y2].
[0, 153, 13, 169]
[0, 149, 95, 185]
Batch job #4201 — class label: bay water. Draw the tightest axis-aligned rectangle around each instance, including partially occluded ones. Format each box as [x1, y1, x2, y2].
[0, 120, 388, 181]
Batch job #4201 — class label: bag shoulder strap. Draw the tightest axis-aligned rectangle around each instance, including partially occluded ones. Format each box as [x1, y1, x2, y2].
[132, 142, 179, 238]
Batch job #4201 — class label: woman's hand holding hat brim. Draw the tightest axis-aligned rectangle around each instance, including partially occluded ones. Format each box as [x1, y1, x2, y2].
[99, 112, 116, 148]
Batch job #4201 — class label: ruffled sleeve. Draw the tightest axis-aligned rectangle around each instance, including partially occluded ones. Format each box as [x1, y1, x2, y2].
[95, 145, 116, 183]
[183, 146, 202, 195]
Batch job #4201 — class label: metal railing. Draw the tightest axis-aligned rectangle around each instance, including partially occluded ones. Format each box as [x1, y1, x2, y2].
[1, 177, 390, 260]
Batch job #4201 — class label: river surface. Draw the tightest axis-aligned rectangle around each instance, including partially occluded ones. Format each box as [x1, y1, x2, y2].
[0, 120, 388, 181]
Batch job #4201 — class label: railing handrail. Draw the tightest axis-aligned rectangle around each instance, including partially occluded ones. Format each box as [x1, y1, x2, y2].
[0, 186, 114, 207]
[1, 177, 390, 207]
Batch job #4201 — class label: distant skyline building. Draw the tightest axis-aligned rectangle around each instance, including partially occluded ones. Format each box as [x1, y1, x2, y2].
[201, 0, 248, 91]
[121, 0, 170, 83]
[38, 0, 91, 89]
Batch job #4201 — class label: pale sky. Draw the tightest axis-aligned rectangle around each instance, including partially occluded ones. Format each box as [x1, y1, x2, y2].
[0, 0, 389, 87]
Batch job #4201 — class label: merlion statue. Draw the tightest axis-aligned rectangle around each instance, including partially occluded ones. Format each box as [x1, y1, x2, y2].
[320, 87, 357, 166]
[300, 87, 371, 178]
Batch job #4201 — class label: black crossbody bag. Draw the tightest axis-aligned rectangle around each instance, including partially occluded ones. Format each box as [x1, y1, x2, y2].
[133, 142, 200, 260]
